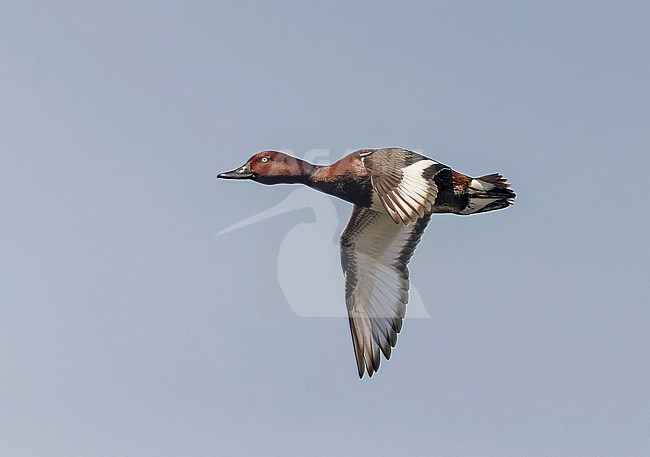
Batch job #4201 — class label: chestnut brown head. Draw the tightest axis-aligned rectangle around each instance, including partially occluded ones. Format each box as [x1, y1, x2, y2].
[218, 151, 313, 185]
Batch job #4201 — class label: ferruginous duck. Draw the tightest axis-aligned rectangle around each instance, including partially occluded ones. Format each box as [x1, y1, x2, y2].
[218, 147, 515, 378]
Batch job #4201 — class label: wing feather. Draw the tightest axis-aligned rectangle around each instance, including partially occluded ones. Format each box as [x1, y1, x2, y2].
[361, 148, 448, 225]
[340, 206, 432, 378]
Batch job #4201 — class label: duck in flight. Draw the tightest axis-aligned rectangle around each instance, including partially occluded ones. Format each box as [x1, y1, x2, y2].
[218, 147, 515, 378]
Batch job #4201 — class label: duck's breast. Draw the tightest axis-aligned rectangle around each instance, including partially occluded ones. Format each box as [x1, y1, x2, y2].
[311, 153, 375, 207]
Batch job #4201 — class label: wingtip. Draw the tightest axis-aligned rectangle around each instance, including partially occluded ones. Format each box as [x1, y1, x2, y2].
[359, 367, 376, 379]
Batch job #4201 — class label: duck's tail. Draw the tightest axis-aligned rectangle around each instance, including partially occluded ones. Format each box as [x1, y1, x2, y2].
[460, 173, 516, 215]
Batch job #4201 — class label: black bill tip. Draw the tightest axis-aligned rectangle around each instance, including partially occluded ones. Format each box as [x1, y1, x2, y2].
[217, 163, 253, 180]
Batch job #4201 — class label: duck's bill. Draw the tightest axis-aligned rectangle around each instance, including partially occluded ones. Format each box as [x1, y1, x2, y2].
[218, 163, 253, 179]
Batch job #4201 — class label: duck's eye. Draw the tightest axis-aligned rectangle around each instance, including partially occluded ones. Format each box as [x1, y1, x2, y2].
[261, 157, 269, 163]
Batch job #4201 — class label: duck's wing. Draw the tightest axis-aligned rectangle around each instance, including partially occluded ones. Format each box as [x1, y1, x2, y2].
[360, 148, 449, 225]
[340, 206, 432, 378]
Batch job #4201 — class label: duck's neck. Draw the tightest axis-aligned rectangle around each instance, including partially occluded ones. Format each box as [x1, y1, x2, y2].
[296, 161, 323, 185]
[257, 158, 322, 185]
[287, 159, 332, 193]
[288, 159, 322, 185]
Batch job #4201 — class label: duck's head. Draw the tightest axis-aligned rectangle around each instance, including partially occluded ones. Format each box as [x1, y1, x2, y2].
[218, 151, 313, 185]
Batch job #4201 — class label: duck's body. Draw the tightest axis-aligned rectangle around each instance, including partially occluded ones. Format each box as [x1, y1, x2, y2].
[219, 147, 515, 378]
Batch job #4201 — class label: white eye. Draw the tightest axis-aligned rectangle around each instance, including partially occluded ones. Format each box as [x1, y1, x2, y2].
[261, 157, 269, 163]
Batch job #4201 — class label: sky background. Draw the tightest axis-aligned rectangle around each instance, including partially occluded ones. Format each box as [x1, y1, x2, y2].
[2, 1, 649, 456]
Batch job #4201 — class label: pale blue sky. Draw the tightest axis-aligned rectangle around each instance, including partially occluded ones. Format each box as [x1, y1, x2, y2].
[2, 1, 649, 456]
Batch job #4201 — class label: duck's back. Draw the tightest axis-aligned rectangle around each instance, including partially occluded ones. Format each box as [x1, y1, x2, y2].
[311, 148, 515, 217]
